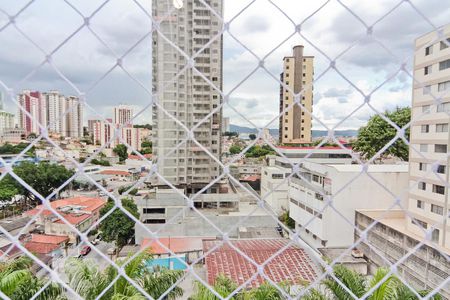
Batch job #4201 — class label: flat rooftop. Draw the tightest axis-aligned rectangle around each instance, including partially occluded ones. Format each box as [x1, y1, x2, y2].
[328, 164, 409, 173]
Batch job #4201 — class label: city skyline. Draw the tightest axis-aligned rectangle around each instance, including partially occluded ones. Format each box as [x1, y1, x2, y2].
[0, 1, 449, 130]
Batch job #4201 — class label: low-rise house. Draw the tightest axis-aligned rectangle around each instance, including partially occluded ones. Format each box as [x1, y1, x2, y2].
[26, 197, 106, 244]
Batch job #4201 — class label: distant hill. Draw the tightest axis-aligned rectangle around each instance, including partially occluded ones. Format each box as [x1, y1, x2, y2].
[229, 124, 358, 138]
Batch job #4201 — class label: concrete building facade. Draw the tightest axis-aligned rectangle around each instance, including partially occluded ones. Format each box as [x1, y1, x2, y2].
[289, 163, 409, 249]
[279, 45, 314, 145]
[261, 146, 353, 215]
[152, 0, 223, 193]
[17, 90, 47, 135]
[354, 25, 450, 298]
[408, 25, 450, 248]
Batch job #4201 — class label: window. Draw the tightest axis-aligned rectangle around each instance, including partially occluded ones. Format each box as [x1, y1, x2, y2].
[436, 123, 448, 132]
[419, 162, 427, 171]
[434, 144, 447, 153]
[440, 38, 450, 50]
[418, 182, 426, 190]
[143, 208, 166, 214]
[425, 45, 433, 55]
[421, 124, 429, 133]
[412, 218, 427, 229]
[437, 102, 450, 112]
[424, 65, 432, 75]
[420, 144, 428, 152]
[439, 58, 450, 70]
[431, 204, 444, 215]
[432, 229, 439, 243]
[416, 200, 423, 209]
[438, 80, 450, 92]
[315, 193, 323, 201]
[423, 85, 431, 94]
[437, 165, 446, 174]
[312, 174, 320, 183]
[432, 184, 445, 195]
[143, 219, 166, 224]
[422, 105, 430, 113]
[272, 173, 283, 179]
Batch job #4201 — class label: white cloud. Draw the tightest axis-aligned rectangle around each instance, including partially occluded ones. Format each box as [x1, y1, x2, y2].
[0, 0, 448, 129]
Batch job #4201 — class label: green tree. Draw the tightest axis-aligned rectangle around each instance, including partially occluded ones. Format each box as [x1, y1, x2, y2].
[65, 252, 183, 300]
[0, 161, 73, 205]
[353, 107, 410, 162]
[279, 211, 295, 229]
[0, 256, 63, 300]
[99, 198, 139, 252]
[245, 145, 275, 158]
[133, 124, 152, 130]
[229, 144, 242, 155]
[141, 140, 152, 148]
[113, 144, 128, 162]
[190, 274, 239, 300]
[249, 133, 257, 140]
[319, 265, 442, 300]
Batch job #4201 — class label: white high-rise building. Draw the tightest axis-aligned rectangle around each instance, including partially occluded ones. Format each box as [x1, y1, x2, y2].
[113, 104, 133, 126]
[152, 0, 223, 193]
[0, 92, 14, 136]
[45, 91, 65, 134]
[65, 96, 83, 138]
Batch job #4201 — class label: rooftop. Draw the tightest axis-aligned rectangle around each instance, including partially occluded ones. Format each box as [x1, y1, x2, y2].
[24, 241, 60, 254]
[99, 169, 131, 176]
[203, 239, 318, 288]
[328, 164, 409, 173]
[30, 234, 69, 245]
[26, 196, 106, 225]
[141, 237, 213, 255]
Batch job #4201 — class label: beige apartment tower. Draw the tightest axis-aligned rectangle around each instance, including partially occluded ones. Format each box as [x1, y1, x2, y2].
[408, 25, 450, 248]
[279, 45, 314, 145]
[152, 0, 223, 193]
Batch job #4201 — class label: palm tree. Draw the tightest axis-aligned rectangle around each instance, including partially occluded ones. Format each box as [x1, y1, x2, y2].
[64, 252, 184, 300]
[307, 265, 442, 300]
[0, 256, 63, 300]
[189, 275, 239, 300]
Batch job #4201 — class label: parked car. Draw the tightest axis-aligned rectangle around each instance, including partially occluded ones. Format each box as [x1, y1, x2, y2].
[92, 235, 101, 245]
[80, 245, 91, 256]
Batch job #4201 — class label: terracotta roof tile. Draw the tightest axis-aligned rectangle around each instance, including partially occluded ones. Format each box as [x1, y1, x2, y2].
[203, 239, 318, 289]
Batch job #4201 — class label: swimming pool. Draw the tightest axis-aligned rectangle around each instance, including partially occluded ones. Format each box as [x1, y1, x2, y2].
[146, 255, 187, 270]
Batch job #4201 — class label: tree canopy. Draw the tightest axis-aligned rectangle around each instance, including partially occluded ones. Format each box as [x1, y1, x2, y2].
[352, 107, 410, 162]
[113, 144, 128, 162]
[245, 145, 275, 158]
[65, 252, 183, 300]
[0, 161, 74, 205]
[229, 144, 242, 155]
[99, 197, 139, 251]
[0, 143, 35, 156]
[249, 133, 257, 140]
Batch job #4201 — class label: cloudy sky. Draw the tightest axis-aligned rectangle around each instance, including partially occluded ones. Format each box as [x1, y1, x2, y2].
[0, 0, 449, 130]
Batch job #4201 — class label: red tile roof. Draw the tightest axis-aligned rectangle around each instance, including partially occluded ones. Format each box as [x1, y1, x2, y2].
[203, 239, 317, 288]
[141, 237, 213, 255]
[99, 170, 130, 176]
[24, 241, 60, 254]
[31, 234, 69, 244]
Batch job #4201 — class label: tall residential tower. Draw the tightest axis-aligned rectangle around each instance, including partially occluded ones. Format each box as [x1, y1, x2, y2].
[152, 0, 223, 193]
[279, 45, 314, 145]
